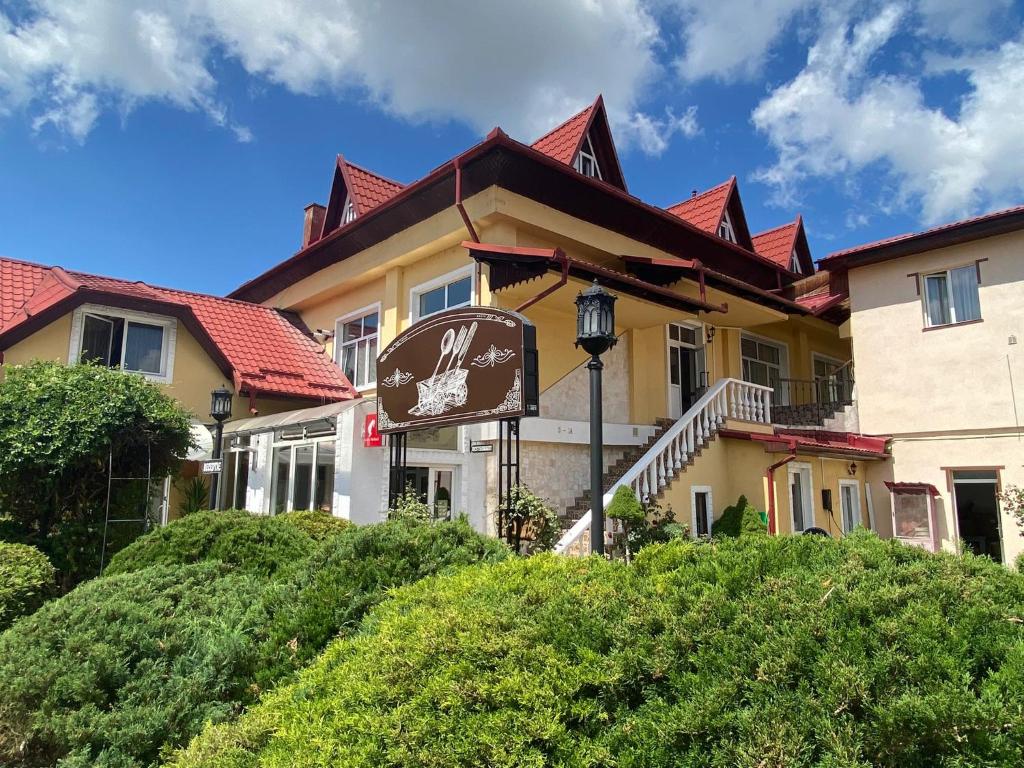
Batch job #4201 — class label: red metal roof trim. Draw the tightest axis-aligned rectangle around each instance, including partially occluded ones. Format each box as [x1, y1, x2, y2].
[884, 481, 940, 496]
[720, 428, 889, 459]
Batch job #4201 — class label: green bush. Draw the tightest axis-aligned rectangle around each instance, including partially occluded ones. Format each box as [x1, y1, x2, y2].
[104, 510, 313, 579]
[710, 493, 768, 537]
[607, 485, 645, 526]
[276, 510, 351, 542]
[174, 533, 1024, 768]
[0, 562, 270, 768]
[251, 517, 510, 688]
[0, 542, 55, 630]
[1016, 551, 1024, 573]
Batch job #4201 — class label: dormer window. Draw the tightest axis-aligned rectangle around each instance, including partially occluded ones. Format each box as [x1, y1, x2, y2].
[718, 210, 736, 243]
[70, 304, 176, 383]
[574, 135, 602, 180]
[789, 249, 802, 274]
[341, 197, 357, 225]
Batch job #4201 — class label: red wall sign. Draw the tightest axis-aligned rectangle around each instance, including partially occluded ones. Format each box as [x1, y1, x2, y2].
[363, 413, 383, 447]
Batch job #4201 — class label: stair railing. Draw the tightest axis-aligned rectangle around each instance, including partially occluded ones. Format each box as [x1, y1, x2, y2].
[553, 377, 773, 555]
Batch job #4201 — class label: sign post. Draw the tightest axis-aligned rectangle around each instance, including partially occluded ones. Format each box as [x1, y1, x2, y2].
[376, 307, 539, 522]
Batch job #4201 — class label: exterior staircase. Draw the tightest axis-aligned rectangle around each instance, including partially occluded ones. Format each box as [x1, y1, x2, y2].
[553, 378, 774, 556]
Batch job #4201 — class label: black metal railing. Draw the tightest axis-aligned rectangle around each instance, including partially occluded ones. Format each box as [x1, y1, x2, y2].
[771, 362, 854, 426]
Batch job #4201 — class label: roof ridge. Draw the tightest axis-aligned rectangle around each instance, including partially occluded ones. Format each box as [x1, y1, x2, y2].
[530, 99, 596, 147]
[61, 267, 278, 310]
[342, 158, 405, 188]
[665, 176, 734, 212]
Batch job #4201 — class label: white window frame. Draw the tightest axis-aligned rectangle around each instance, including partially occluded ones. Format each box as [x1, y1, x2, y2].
[410, 265, 475, 322]
[740, 332, 790, 403]
[335, 302, 381, 391]
[789, 248, 802, 274]
[68, 303, 177, 384]
[838, 479, 861, 534]
[665, 322, 706, 419]
[690, 485, 714, 538]
[788, 462, 814, 533]
[573, 134, 602, 180]
[922, 265, 981, 328]
[341, 196, 357, 225]
[718, 210, 736, 243]
[270, 435, 337, 514]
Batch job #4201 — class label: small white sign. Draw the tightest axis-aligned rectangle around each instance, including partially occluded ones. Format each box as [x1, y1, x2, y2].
[201, 459, 223, 475]
[469, 441, 493, 453]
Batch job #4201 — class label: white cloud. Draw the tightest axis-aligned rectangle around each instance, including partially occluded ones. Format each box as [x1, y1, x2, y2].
[0, 0, 685, 153]
[618, 105, 700, 155]
[668, 0, 819, 82]
[914, 0, 1013, 45]
[752, 5, 1024, 223]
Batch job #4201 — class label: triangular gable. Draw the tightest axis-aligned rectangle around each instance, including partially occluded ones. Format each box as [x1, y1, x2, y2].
[321, 156, 405, 240]
[752, 216, 814, 275]
[666, 176, 753, 250]
[531, 95, 627, 191]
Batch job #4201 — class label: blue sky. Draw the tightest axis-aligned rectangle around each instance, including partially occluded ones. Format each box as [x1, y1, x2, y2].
[1, 0, 1022, 296]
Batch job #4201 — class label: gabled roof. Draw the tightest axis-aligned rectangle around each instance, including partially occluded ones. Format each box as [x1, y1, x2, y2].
[320, 156, 405, 241]
[531, 95, 627, 191]
[0, 257, 356, 403]
[821, 203, 1024, 271]
[666, 176, 754, 250]
[752, 216, 813, 275]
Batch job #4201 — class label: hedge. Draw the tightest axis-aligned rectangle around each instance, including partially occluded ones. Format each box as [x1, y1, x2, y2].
[173, 532, 1024, 768]
[0, 562, 270, 768]
[0, 542, 55, 630]
[251, 517, 511, 688]
[104, 510, 314, 579]
[276, 510, 351, 542]
[710, 493, 768, 537]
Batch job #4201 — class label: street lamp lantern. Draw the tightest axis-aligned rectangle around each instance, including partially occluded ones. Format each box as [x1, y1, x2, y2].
[575, 280, 617, 356]
[575, 280, 617, 556]
[210, 386, 233, 423]
[208, 386, 232, 510]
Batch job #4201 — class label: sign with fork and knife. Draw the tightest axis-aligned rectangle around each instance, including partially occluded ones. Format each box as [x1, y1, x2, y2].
[376, 307, 538, 433]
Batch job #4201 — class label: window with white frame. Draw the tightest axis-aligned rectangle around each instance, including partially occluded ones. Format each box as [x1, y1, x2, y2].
[922, 265, 981, 327]
[72, 306, 175, 381]
[789, 248, 802, 274]
[413, 269, 473, 320]
[691, 486, 713, 538]
[741, 334, 785, 396]
[271, 430, 336, 514]
[341, 196, 357, 225]
[336, 306, 379, 389]
[573, 134, 602, 180]
[839, 480, 861, 534]
[718, 210, 736, 243]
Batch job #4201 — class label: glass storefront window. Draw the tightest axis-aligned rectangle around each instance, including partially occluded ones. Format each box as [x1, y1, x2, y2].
[271, 438, 336, 514]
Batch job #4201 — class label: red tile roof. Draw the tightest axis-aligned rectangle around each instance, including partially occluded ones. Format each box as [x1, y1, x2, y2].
[0, 257, 356, 403]
[344, 160, 405, 215]
[531, 103, 594, 165]
[821, 203, 1024, 269]
[666, 178, 733, 233]
[722, 427, 888, 458]
[752, 220, 800, 269]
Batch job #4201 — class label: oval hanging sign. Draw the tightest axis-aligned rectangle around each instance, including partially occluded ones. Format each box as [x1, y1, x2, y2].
[376, 307, 538, 433]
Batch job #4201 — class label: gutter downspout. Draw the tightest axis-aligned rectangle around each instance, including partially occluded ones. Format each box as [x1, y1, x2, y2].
[454, 158, 483, 305]
[765, 438, 798, 535]
[515, 249, 569, 313]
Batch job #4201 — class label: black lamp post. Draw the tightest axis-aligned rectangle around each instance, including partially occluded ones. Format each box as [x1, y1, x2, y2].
[575, 280, 617, 555]
[208, 386, 232, 510]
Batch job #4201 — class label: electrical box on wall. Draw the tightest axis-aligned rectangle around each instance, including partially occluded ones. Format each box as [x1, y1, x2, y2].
[821, 489, 833, 512]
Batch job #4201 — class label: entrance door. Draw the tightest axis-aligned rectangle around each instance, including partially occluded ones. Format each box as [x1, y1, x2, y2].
[668, 324, 706, 419]
[789, 463, 813, 533]
[952, 470, 1003, 562]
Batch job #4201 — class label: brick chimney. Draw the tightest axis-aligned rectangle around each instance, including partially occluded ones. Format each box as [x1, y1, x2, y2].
[302, 203, 326, 248]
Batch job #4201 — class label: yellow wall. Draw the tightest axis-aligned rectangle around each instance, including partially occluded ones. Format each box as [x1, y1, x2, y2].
[3, 313, 73, 367]
[659, 436, 874, 537]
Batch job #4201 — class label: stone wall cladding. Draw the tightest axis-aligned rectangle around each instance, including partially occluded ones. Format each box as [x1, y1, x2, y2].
[540, 334, 631, 423]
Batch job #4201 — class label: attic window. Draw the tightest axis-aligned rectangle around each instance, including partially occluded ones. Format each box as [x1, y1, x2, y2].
[574, 135, 602, 180]
[341, 197, 357, 225]
[789, 249, 802, 274]
[718, 210, 736, 243]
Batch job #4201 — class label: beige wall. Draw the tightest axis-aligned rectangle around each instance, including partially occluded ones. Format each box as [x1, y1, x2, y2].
[848, 231, 1024, 436]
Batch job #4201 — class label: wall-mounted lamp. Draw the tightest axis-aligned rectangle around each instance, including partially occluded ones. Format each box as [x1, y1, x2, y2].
[848, 462, 858, 476]
[705, 325, 717, 345]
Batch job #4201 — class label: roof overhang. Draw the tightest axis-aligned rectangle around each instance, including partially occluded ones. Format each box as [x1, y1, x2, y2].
[720, 428, 889, 460]
[231, 133, 796, 304]
[462, 241, 726, 316]
[223, 398, 361, 436]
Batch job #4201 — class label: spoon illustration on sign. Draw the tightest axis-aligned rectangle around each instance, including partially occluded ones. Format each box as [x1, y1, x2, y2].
[409, 321, 478, 417]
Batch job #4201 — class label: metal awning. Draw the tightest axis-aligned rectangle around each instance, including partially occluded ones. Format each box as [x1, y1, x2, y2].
[222, 399, 361, 436]
[186, 422, 214, 461]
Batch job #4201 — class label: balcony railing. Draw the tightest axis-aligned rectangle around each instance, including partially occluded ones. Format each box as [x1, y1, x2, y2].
[771, 363, 854, 426]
